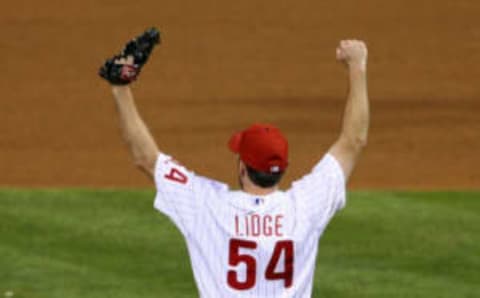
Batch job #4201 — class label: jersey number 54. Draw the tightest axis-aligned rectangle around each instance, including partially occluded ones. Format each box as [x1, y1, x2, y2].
[227, 239, 294, 290]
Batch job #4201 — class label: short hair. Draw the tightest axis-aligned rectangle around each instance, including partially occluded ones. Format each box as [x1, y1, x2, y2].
[246, 166, 284, 188]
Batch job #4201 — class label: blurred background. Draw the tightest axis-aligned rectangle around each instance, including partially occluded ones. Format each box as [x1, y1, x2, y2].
[1, 0, 479, 189]
[1, 2, 479, 297]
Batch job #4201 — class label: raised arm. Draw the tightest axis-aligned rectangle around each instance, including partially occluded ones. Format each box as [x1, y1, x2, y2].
[329, 40, 369, 181]
[111, 84, 159, 178]
[99, 28, 161, 179]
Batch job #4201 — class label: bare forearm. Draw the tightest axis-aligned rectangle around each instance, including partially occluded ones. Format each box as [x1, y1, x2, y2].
[340, 65, 369, 147]
[112, 86, 159, 176]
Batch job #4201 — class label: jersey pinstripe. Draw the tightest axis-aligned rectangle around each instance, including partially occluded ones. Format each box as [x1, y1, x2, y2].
[154, 153, 346, 298]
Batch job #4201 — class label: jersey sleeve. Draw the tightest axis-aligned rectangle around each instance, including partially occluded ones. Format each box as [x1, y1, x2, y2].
[289, 153, 346, 232]
[153, 153, 227, 236]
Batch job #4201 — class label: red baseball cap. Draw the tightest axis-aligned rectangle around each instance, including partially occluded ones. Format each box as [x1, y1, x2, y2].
[228, 123, 288, 174]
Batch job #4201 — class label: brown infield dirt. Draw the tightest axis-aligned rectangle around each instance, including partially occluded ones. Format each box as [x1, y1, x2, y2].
[1, 0, 479, 189]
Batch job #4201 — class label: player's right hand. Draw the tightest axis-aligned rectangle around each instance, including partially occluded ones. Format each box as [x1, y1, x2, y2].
[336, 40, 367, 71]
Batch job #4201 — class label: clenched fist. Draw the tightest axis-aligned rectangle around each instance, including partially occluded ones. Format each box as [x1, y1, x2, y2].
[336, 40, 368, 71]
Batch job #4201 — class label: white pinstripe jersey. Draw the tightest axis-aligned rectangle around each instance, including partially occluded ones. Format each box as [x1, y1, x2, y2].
[154, 153, 346, 298]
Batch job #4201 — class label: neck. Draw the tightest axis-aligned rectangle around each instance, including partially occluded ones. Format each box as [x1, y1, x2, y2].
[243, 184, 277, 196]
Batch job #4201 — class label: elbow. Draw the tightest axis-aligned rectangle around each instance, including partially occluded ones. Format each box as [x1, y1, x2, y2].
[342, 134, 368, 151]
[133, 158, 150, 172]
[354, 136, 368, 149]
[132, 153, 157, 175]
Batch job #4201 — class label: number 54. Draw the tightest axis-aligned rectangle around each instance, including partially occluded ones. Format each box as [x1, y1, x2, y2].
[227, 239, 294, 290]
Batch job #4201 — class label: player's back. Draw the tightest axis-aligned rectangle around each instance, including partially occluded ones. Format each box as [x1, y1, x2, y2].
[190, 189, 322, 298]
[153, 153, 345, 298]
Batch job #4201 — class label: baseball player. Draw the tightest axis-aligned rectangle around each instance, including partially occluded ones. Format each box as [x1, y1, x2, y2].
[99, 28, 369, 298]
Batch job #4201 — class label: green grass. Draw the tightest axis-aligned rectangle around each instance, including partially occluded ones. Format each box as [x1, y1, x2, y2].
[0, 190, 479, 298]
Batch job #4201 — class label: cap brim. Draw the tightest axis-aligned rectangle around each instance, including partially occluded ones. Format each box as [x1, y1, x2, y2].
[228, 132, 242, 153]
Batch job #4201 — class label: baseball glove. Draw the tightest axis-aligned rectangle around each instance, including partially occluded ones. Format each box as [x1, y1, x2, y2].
[99, 27, 161, 85]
